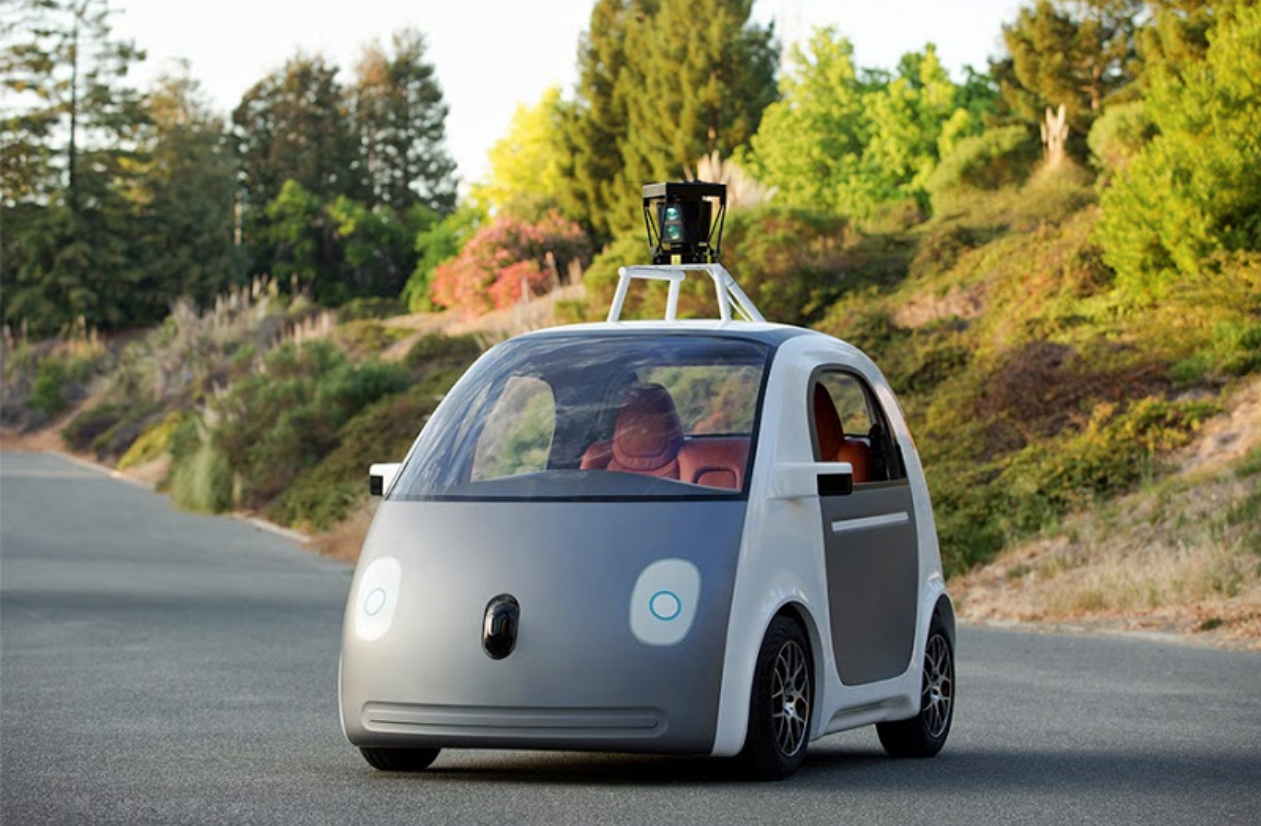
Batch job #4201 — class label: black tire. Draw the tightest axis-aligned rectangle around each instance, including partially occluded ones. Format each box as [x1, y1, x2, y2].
[359, 747, 441, 772]
[739, 615, 813, 780]
[876, 616, 954, 758]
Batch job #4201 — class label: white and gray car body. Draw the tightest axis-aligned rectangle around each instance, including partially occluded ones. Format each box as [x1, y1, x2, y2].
[340, 266, 954, 772]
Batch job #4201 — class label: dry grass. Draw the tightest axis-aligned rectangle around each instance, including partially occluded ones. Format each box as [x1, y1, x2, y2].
[381, 283, 585, 360]
[307, 500, 378, 563]
[954, 376, 1261, 649]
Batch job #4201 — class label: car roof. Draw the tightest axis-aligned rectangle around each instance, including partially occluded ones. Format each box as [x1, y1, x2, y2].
[512, 320, 821, 348]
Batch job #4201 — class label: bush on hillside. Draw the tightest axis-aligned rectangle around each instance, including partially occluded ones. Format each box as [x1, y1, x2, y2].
[1087, 101, 1153, 178]
[429, 212, 591, 316]
[210, 341, 410, 510]
[268, 385, 444, 530]
[926, 126, 1039, 211]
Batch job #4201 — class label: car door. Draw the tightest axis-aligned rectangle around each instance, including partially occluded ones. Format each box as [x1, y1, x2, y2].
[811, 370, 918, 686]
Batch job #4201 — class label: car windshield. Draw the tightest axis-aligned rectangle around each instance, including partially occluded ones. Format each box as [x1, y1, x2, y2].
[390, 334, 771, 500]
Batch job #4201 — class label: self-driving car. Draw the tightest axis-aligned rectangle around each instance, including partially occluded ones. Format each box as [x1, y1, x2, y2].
[339, 183, 955, 780]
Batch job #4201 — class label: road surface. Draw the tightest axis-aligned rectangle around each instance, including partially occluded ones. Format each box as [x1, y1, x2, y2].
[2, 452, 1259, 825]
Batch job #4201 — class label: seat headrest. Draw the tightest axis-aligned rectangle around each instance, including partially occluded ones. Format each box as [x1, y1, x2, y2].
[612, 383, 684, 471]
[813, 383, 845, 461]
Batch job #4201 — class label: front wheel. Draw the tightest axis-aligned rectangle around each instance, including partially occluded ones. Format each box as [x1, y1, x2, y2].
[876, 616, 954, 758]
[359, 747, 441, 772]
[739, 615, 813, 780]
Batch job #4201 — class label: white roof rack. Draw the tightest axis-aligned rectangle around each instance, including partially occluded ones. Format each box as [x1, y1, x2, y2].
[607, 263, 766, 324]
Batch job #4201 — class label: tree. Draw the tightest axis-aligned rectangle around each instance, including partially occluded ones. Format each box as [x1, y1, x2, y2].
[260, 180, 428, 306]
[472, 85, 569, 219]
[232, 54, 361, 217]
[863, 45, 979, 203]
[556, 0, 647, 242]
[616, 0, 777, 229]
[746, 30, 987, 218]
[1, 0, 148, 333]
[1097, 1, 1261, 297]
[130, 69, 242, 317]
[993, 0, 1144, 146]
[352, 28, 456, 214]
[557, 0, 777, 240]
[745, 28, 871, 216]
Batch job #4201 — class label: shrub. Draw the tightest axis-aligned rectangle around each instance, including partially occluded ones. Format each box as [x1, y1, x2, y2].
[212, 341, 410, 509]
[926, 126, 1039, 208]
[1096, 4, 1261, 301]
[118, 411, 188, 471]
[402, 334, 483, 375]
[62, 404, 127, 452]
[429, 211, 591, 316]
[998, 398, 1221, 535]
[1087, 101, 1153, 178]
[269, 385, 443, 530]
[29, 360, 68, 417]
[168, 416, 232, 513]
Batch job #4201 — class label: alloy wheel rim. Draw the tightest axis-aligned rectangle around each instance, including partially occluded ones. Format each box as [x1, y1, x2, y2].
[921, 633, 953, 739]
[771, 639, 810, 756]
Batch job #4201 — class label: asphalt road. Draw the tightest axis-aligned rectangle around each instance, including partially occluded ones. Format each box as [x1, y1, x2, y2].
[2, 451, 1259, 825]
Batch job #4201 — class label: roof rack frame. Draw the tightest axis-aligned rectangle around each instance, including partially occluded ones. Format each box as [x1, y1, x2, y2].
[608, 263, 766, 324]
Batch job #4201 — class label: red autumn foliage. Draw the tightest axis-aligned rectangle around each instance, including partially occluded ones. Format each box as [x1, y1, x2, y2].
[430, 211, 591, 315]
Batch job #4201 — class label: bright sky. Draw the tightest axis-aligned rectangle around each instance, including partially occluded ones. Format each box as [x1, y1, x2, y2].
[110, 0, 1019, 187]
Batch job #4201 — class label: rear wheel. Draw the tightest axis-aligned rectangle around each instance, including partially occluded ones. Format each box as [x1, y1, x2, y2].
[359, 747, 441, 772]
[739, 615, 813, 780]
[876, 616, 954, 758]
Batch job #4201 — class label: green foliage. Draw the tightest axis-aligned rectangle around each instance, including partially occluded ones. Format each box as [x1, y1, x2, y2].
[337, 297, 406, 322]
[212, 341, 410, 509]
[472, 86, 570, 218]
[268, 335, 482, 529]
[615, 0, 777, 233]
[331, 320, 409, 360]
[352, 28, 456, 214]
[232, 53, 362, 212]
[925, 125, 1039, 209]
[61, 404, 127, 453]
[401, 204, 484, 313]
[1086, 100, 1152, 176]
[747, 30, 991, 219]
[993, 0, 1143, 145]
[1097, 3, 1261, 301]
[168, 416, 232, 513]
[721, 207, 852, 325]
[555, 0, 641, 242]
[29, 361, 70, 418]
[261, 180, 432, 305]
[559, 0, 777, 239]
[269, 385, 441, 529]
[401, 334, 483, 372]
[132, 71, 245, 315]
[999, 397, 1220, 532]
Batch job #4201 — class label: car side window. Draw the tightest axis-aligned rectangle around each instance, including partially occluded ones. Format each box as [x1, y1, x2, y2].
[812, 371, 905, 484]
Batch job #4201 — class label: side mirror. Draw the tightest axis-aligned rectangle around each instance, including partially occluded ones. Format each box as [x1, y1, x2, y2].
[772, 462, 853, 499]
[369, 463, 402, 497]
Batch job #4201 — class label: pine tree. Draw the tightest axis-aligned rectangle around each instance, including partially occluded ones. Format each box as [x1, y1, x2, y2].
[352, 28, 456, 215]
[616, 0, 776, 231]
[993, 0, 1143, 145]
[1, 0, 149, 332]
[559, 0, 776, 241]
[232, 54, 361, 217]
[132, 69, 242, 317]
[557, 0, 649, 242]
